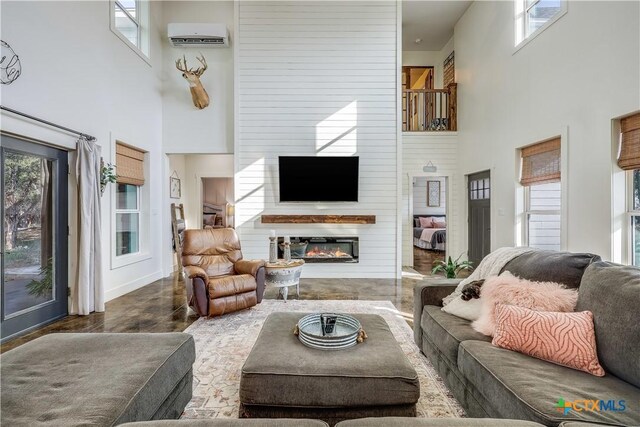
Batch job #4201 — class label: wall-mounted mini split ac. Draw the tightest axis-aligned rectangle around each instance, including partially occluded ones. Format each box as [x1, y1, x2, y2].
[168, 23, 229, 47]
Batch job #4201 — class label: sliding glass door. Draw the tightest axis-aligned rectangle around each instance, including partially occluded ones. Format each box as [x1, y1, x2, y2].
[1, 135, 68, 341]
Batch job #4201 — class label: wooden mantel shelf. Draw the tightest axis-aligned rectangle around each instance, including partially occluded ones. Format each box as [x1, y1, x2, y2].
[261, 215, 376, 225]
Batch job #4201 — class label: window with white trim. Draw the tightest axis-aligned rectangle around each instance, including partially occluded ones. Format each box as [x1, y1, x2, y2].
[524, 181, 561, 250]
[114, 142, 146, 258]
[115, 184, 140, 256]
[520, 137, 562, 250]
[626, 170, 640, 266]
[618, 112, 640, 265]
[515, 0, 567, 47]
[110, 0, 149, 58]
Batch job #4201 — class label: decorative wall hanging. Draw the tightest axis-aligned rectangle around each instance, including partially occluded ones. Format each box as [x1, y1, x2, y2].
[170, 171, 181, 199]
[427, 180, 441, 207]
[1, 40, 22, 85]
[175, 54, 210, 109]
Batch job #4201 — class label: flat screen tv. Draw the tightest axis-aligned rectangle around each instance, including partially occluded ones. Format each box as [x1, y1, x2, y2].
[278, 156, 359, 202]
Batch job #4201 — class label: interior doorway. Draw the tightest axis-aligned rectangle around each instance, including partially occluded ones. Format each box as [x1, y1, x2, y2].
[201, 177, 234, 229]
[402, 66, 434, 131]
[1, 135, 68, 341]
[467, 170, 491, 267]
[411, 176, 447, 275]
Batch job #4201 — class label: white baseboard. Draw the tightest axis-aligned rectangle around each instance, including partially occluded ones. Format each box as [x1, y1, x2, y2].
[105, 270, 164, 302]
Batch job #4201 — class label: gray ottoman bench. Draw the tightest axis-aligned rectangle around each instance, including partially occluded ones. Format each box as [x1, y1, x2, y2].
[239, 313, 420, 426]
[1, 333, 195, 426]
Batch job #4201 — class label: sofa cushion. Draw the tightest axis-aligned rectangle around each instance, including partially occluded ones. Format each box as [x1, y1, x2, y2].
[457, 340, 640, 426]
[336, 417, 545, 426]
[421, 305, 490, 367]
[0, 333, 195, 426]
[576, 261, 640, 388]
[501, 250, 600, 288]
[240, 312, 419, 408]
[121, 420, 329, 427]
[209, 274, 256, 298]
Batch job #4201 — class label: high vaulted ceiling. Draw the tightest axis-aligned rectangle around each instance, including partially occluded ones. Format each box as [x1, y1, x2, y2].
[403, 1, 473, 51]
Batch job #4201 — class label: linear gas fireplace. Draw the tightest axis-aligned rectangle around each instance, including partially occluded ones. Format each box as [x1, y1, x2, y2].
[278, 237, 359, 263]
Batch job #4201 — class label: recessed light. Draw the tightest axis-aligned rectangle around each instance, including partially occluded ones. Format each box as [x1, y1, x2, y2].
[415, 38, 422, 44]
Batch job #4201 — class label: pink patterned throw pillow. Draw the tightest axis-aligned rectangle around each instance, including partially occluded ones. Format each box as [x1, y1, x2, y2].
[492, 304, 605, 377]
[432, 220, 446, 228]
[472, 271, 578, 336]
[419, 217, 433, 228]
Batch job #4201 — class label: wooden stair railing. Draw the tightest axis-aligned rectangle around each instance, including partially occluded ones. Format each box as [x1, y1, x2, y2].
[403, 83, 457, 132]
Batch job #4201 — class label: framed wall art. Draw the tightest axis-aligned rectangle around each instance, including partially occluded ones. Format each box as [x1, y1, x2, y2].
[170, 172, 181, 199]
[427, 180, 441, 207]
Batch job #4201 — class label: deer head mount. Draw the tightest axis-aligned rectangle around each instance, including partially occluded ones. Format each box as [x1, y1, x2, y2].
[175, 54, 210, 110]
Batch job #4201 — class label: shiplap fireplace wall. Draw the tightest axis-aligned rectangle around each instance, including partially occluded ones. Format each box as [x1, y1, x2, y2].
[234, 1, 399, 278]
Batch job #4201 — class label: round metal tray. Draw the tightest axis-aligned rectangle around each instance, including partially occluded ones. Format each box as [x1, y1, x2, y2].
[297, 313, 361, 351]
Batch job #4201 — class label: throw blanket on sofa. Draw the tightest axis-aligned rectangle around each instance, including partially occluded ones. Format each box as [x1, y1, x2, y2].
[442, 247, 535, 306]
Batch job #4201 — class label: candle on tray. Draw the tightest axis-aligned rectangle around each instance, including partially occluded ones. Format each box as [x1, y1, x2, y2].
[284, 236, 290, 243]
[270, 230, 276, 238]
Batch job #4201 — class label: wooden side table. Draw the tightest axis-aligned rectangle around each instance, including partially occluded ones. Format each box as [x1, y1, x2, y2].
[265, 259, 305, 302]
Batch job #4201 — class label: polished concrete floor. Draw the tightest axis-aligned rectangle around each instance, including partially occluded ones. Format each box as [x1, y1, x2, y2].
[1, 271, 428, 353]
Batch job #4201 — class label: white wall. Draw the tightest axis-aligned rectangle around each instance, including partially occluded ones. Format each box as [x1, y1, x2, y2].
[454, 1, 640, 260]
[161, 1, 234, 154]
[413, 176, 446, 216]
[203, 178, 233, 206]
[235, 1, 399, 278]
[403, 36, 454, 88]
[1, 0, 166, 302]
[402, 133, 460, 265]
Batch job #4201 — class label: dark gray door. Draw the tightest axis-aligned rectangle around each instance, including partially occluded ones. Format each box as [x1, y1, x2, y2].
[1, 135, 68, 341]
[468, 171, 490, 266]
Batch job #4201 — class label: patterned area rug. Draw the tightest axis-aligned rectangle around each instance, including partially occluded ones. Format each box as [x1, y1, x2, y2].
[182, 300, 465, 419]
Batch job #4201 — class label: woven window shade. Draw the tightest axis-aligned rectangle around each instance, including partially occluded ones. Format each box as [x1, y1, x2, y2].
[520, 138, 561, 186]
[116, 142, 145, 186]
[618, 112, 640, 171]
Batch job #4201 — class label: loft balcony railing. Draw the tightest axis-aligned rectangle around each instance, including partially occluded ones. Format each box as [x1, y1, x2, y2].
[403, 83, 457, 132]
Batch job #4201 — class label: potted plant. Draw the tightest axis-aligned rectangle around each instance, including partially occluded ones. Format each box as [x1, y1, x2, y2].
[432, 254, 473, 278]
[100, 161, 116, 195]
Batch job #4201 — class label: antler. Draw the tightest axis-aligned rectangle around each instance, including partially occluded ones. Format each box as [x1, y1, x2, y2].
[175, 55, 188, 73]
[193, 54, 207, 77]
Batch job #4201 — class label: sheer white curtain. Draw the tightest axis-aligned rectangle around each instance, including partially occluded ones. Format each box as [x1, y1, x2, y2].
[72, 137, 104, 314]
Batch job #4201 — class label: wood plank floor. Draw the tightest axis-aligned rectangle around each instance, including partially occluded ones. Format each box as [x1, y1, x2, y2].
[1, 273, 428, 353]
[413, 247, 445, 275]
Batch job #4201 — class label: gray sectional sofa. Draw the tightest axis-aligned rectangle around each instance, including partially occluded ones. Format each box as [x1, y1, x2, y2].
[414, 251, 640, 426]
[122, 417, 548, 426]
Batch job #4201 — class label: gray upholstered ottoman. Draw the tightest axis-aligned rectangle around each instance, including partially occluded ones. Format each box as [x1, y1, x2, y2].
[239, 313, 420, 426]
[1, 333, 195, 426]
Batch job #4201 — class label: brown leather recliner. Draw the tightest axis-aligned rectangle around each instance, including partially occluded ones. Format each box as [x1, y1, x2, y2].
[181, 228, 266, 317]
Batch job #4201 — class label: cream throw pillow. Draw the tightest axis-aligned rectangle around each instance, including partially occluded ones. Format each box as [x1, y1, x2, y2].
[441, 296, 482, 321]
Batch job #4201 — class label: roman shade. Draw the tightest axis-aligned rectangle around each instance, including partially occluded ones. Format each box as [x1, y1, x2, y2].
[520, 138, 561, 186]
[617, 112, 640, 171]
[116, 142, 145, 186]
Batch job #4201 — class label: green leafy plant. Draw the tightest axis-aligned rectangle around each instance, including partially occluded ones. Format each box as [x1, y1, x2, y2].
[26, 258, 53, 298]
[432, 254, 473, 278]
[100, 161, 117, 195]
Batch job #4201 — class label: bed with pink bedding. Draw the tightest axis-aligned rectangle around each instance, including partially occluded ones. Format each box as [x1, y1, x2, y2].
[413, 215, 446, 251]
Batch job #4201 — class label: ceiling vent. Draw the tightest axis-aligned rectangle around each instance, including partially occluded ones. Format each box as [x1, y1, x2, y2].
[168, 23, 229, 48]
